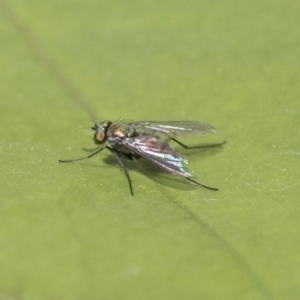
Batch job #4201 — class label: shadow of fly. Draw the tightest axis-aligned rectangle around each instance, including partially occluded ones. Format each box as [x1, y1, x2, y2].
[59, 120, 225, 195]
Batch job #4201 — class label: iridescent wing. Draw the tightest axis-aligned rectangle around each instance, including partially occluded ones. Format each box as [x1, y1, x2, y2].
[124, 135, 192, 178]
[130, 121, 216, 138]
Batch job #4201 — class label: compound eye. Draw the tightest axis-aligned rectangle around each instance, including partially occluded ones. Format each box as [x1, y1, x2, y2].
[96, 131, 106, 142]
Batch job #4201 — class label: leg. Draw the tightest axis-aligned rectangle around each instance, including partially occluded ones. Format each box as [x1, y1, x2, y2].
[110, 148, 135, 161]
[171, 138, 226, 149]
[186, 177, 218, 191]
[107, 147, 134, 196]
[110, 149, 141, 161]
[82, 146, 101, 152]
[59, 146, 105, 163]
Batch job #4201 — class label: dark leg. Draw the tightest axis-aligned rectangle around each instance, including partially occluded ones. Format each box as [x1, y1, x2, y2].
[59, 146, 105, 163]
[171, 138, 226, 149]
[82, 146, 101, 152]
[110, 149, 134, 161]
[186, 177, 218, 191]
[107, 146, 134, 196]
[82, 148, 140, 161]
[109, 149, 141, 161]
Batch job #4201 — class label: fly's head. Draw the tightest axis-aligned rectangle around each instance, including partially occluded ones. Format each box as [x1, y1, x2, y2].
[92, 120, 112, 144]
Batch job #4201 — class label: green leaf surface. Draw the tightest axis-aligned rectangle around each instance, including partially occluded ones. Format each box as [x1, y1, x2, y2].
[0, 0, 299, 299]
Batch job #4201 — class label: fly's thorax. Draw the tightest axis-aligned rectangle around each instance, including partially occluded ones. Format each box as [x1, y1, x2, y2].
[107, 122, 136, 138]
[106, 122, 136, 147]
[93, 120, 112, 144]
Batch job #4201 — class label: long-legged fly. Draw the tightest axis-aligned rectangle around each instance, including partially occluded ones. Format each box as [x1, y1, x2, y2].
[59, 120, 225, 195]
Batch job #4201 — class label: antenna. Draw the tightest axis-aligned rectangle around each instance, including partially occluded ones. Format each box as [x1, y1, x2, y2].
[0, 1, 101, 123]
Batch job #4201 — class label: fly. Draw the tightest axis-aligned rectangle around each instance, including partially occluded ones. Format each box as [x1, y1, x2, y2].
[59, 120, 225, 195]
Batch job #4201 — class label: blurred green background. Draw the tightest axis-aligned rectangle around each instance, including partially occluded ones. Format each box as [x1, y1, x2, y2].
[0, 0, 299, 299]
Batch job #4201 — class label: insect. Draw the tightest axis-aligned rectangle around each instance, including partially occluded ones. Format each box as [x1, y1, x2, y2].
[59, 120, 225, 195]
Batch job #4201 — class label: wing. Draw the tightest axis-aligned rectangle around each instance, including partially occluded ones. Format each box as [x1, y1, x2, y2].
[129, 121, 216, 138]
[124, 135, 192, 178]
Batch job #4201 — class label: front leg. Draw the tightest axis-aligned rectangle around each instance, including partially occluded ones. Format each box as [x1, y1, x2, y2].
[106, 146, 134, 196]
